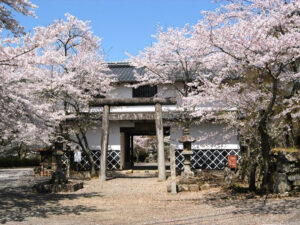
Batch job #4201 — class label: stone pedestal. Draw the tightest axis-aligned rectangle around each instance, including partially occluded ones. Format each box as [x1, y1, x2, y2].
[181, 149, 194, 179]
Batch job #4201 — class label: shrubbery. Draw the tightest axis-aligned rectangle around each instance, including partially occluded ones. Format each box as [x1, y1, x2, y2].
[0, 157, 40, 168]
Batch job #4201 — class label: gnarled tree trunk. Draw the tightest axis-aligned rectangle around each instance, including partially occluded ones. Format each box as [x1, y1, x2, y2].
[258, 76, 278, 193]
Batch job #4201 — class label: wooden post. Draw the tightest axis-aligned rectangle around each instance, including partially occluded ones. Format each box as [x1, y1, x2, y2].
[100, 105, 110, 181]
[120, 132, 125, 170]
[130, 135, 134, 167]
[170, 145, 177, 194]
[155, 103, 166, 181]
[124, 133, 131, 169]
[66, 156, 70, 178]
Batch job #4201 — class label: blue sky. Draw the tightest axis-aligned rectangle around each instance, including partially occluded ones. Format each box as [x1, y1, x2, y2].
[16, 0, 220, 62]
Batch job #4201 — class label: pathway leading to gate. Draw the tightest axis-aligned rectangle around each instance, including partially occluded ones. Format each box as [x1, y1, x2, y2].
[0, 170, 299, 225]
[0, 168, 34, 189]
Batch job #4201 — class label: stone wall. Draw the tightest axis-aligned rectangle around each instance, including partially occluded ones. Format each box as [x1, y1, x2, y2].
[270, 150, 300, 193]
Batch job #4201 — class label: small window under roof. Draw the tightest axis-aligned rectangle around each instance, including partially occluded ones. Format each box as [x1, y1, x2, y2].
[132, 85, 157, 98]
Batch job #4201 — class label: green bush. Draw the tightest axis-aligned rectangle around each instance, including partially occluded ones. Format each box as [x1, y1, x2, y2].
[0, 157, 40, 168]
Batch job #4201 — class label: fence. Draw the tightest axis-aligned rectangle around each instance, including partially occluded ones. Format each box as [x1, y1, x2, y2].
[62, 150, 120, 171]
[175, 149, 240, 170]
[61, 148, 240, 171]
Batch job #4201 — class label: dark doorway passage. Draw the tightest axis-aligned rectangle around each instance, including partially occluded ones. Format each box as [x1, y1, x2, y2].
[120, 123, 170, 170]
[133, 135, 157, 163]
[133, 135, 157, 169]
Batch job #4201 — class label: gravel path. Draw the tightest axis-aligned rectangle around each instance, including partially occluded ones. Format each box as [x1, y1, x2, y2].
[0, 170, 299, 225]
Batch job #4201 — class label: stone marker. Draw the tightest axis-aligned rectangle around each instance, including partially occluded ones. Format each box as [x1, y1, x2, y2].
[155, 103, 166, 181]
[169, 145, 177, 194]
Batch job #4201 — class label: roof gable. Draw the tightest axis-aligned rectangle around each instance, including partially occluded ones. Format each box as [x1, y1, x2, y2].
[108, 62, 143, 83]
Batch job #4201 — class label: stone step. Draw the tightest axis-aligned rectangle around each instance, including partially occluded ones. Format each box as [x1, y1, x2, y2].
[107, 169, 171, 178]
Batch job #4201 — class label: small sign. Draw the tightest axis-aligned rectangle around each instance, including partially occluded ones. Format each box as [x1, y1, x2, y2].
[228, 155, 237, 169]
[74, 150, 82, 162]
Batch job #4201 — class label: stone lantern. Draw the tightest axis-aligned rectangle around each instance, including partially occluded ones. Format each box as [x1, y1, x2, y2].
[179, 128, 196, 179]
[50, 136, 68, 184]
[54, 136, 65, 170]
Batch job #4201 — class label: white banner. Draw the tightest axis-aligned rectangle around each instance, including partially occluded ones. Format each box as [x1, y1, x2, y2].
[74, 150, 82, 162]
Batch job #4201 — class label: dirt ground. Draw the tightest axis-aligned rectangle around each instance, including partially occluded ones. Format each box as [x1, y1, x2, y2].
[1, 169, 300, 225]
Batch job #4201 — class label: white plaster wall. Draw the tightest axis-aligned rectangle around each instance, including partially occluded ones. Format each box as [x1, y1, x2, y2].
[157, 82, 183, 106]
[85, 126, 101, 150]
[109, 83, 183, 104]
[109, 85, 132, 99]
[88, 83, 183, 113]
[106, 83, 230, 110]
[157, 83, 179, 98]
[170, 123, 239, 150]
[86, 122, 239, 151]
[86, 121, 134, 150]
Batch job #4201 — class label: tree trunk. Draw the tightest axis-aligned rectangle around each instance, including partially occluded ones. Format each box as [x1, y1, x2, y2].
[17, 143, 26, 160]
[258, 77, 278, 193]
[83, 147, 96, 177]
[75, 133, 96, 177]
[285, 113, 295, 148]
[249, 162, 257, 191]
[80, 130, 96, 177]
[258, 119, 271, 193]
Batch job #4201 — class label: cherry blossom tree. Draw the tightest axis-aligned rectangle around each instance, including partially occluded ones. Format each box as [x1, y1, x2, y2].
[128, 25, 213, 129]
[0, 0, 42, 152]
[129, 0, 300, 192]
[0, 0, 37, 35]
[30, 14, 113, 176]
[129, 25, 213, 94]
[191, 0, 300, 192]
[0, 13, 113, 176]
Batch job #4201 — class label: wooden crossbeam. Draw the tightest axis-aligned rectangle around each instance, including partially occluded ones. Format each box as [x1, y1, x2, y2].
[89, 97, 176, 107]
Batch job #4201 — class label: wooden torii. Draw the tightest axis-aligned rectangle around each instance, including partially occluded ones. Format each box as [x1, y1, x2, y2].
[89, 97, 177, 181]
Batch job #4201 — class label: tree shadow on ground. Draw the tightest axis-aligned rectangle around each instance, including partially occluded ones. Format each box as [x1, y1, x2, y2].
[0, 185, 103, 224]
[202, 192, 300, 215]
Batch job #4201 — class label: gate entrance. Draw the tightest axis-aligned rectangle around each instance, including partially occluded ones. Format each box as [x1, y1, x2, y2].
[90, 97, 176, 181]
[120, 123, 170, 170]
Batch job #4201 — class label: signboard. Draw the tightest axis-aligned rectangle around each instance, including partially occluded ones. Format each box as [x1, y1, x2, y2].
[74, 150, 82, 163]
[228, 155, 237, 169]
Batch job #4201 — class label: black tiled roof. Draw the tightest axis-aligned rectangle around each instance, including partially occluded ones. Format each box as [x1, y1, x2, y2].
[108, 62, 143, 83]
[107, 62, 197, 83]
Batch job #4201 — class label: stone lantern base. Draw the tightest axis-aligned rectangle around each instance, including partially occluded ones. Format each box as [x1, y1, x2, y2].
[179, 172, 197, 184]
